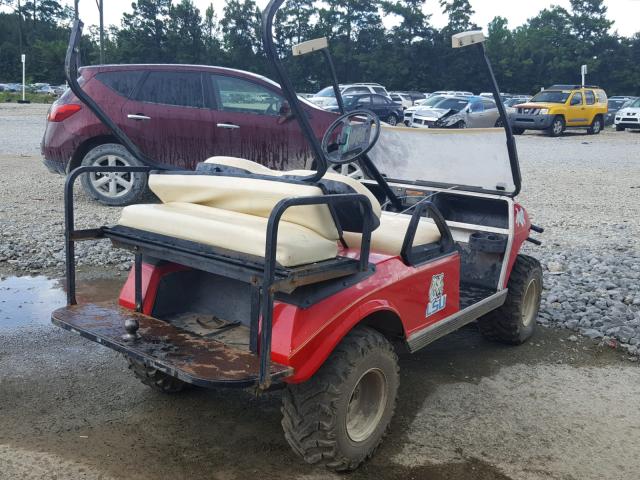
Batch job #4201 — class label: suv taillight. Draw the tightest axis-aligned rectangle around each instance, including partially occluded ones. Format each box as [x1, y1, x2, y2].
[48, 103, 82, 122]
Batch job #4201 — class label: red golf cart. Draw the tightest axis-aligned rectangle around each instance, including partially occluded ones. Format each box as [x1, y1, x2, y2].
[52, 0, 543, 471]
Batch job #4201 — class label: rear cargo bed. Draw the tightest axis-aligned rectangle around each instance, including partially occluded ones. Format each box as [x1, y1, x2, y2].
[52, 302, 292, 388]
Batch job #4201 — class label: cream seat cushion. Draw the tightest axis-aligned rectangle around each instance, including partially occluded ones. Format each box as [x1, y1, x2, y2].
[202, 157, 382, 219]
[118, 202, 338, 267]
[343, 211, 442, 257]
[148, 174, 339, 240]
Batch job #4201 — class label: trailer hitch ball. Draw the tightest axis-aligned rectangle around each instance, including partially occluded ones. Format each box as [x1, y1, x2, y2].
[122, 317, 140, 342]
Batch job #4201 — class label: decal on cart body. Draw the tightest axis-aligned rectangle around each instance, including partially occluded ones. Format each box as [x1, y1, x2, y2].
[515, 207, 526, 227]
[426, 273, 447, 317]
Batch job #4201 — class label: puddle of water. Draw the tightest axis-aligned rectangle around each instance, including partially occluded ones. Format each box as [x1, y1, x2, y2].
[0, 275, 122, 329]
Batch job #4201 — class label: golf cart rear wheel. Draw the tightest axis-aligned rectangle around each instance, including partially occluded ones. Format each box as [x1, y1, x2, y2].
[547, 116, 565, 137]
[127, 357, 190, 394]
[478, 254, 542, 345]
[80, 143, 148, 206]
[588, 116, 603, 135]
[281, 326, 399, 472]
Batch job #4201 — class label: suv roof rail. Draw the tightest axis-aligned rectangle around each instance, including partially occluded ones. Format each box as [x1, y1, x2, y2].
[548, 84, 601, 90]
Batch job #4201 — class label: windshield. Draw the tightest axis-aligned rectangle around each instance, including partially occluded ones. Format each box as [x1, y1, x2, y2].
[419, 95, 446, 107]
[530, 91, 570, 104]
[432, 98, 469, 112]
[314, 86, 336, 97]
[343, 95, 362, 107]
[628, 98, 640, 108]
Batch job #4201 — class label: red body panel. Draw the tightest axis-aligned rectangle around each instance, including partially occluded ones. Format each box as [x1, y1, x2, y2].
[119, 251, 460, 384]
[503, 202, 531, 287]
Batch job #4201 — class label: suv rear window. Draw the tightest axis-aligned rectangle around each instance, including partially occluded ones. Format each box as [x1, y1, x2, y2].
[95, 71, 143, 98]
[135, 71, 204, 108]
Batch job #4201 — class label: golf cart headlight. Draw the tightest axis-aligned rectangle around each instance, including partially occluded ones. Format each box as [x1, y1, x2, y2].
[538, 108, 549, 115]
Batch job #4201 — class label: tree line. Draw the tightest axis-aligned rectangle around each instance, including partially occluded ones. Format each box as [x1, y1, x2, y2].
[0, 0, 639, 96]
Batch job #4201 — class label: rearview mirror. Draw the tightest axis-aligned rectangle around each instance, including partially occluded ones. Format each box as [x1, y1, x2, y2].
[292, 37, 328, 56]
[451, 30, 485, 49]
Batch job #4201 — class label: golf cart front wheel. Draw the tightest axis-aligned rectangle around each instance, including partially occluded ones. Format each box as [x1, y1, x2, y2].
[281, 326, 399, 472]
[478, 254, 542, 345]
[80, 143, 148, 206]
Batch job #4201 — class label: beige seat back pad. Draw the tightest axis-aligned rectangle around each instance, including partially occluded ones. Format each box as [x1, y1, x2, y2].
[149, 174, 339, 241]
[203, 156, 382, 218]
[343, 211, 442, 256]
[118, 202, 339, 268]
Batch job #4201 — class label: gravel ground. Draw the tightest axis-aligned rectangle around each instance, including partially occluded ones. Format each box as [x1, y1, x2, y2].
[2, 104, 640, 479]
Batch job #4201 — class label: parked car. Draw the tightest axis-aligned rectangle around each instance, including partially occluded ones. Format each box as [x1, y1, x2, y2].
[428, 90, 473, 98]
[325, 93, 404, 126]
[614, 97, 640, 131]
[510, 85, 608, 136]
[41, 64, 339, 205]
[411, 96, 501, 129]
[606, 97, 636, 126]
[404, 95, 449, 125]
[309, 83, 390, 108]
[389, 92, 413, 109]
[37, 85, 58, 95]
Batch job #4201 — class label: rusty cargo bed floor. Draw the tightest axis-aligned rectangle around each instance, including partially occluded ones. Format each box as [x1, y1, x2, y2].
[51, 302, 292, 388]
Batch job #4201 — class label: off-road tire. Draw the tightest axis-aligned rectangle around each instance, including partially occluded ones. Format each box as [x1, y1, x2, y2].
[587, 115, 603, 135]
[281, 326, 399, 472]
[512, 127, 525, 135]
[80, 143, 148, 206]
[478, 254, 542, 345]
[615, 125, 625, 132]
[547, 116, 565, 137]
[386, 114, 398, 126]
[127, 357, 190, 394]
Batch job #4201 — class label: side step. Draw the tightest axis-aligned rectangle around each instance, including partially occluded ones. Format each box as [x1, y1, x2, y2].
[52, 302, 293, 388]
[406, 289, 508, 353]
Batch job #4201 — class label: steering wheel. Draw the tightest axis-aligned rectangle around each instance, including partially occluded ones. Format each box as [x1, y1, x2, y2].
[321, 110, 381, 165]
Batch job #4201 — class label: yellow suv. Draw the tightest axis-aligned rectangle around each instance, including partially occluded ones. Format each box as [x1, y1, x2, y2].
[510, 85, 608, 137]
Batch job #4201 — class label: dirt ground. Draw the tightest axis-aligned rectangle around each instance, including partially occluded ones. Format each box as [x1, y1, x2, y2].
[2, 104, 640, 479]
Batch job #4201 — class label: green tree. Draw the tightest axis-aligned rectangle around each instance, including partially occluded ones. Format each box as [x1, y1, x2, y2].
[166, 0, 204, 64]
[439, 0, 475, 32]
[220, 0, 263, 72]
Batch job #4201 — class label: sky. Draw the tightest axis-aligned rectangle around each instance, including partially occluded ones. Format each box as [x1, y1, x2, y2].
[71, 0, 639, 37]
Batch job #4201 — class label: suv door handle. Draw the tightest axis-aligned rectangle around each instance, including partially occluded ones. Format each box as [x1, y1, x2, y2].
[127, 114, 151, 121]
[217, 123, 240, 129]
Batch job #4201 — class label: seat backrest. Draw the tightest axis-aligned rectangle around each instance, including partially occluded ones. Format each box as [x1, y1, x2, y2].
[195, 157, 382, 233]
[148, 173, 340, 240]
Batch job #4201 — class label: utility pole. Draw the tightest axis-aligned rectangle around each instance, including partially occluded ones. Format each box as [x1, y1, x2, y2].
[98, 0, 104, 63]
[74, 0, 79, 19]
[581, 64, 587, 87]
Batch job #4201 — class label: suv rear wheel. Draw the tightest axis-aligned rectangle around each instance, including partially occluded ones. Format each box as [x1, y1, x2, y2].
[386, 114, 398, 126]
[80, 143, 147, 206]
[547, 116, 565, 137]
[281, 326, 399, 471]
[587, 116, 603, 135]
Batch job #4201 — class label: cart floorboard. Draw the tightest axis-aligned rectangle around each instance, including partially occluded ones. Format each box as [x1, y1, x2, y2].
[52, 302, 292, 388]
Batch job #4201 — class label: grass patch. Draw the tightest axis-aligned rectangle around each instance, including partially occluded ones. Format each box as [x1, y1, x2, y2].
[0, 92, 57, 104]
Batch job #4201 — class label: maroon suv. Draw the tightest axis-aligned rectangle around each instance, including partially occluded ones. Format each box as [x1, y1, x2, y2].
[41, 64, 338, 205]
